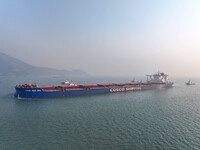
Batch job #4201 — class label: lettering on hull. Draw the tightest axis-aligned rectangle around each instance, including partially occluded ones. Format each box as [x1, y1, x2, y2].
[125, 87, 141, 91]
[110, 88, 125, 92]
[110, 87, 141, 93]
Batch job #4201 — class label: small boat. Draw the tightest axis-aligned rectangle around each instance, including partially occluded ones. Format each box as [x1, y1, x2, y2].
[61, 80, 77, 86]
[131, 79, 140, 83]
[186, 80, 195, 85]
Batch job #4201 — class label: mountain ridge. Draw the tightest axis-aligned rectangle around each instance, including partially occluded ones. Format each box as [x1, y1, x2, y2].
[0, 52, 88, 77]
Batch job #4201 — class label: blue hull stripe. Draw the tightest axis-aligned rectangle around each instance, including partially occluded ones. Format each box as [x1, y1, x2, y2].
[14, 86, 142, 99]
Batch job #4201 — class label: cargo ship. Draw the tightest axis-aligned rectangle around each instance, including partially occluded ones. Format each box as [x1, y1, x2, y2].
[14, 72, 173, 99]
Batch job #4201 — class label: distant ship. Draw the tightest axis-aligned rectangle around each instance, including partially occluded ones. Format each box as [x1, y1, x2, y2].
[14, 71, 173, 99]
[186, 80, 195, 85]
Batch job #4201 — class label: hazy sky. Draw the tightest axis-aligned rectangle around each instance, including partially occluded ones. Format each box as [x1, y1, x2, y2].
[1, 0, 200, 77]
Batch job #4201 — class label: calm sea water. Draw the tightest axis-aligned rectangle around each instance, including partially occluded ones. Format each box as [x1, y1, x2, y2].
[0, 76, 200, 150]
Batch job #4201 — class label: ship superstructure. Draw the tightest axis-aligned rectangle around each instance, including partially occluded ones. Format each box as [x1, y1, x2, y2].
[146, 72, 171, 83]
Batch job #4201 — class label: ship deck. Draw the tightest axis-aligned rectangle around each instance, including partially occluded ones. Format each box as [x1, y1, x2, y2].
[39, 83, 156, 92]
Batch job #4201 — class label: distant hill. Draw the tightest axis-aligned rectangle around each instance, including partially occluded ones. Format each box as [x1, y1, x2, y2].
[0, 52, 88, 77]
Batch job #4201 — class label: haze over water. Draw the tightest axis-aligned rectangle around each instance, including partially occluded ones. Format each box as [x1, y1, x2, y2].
[1, 0, 200, 77]
[0, 76, 200, 150]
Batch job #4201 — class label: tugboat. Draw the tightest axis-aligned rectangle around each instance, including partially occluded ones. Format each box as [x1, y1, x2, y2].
[186, 80, 195, 85]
